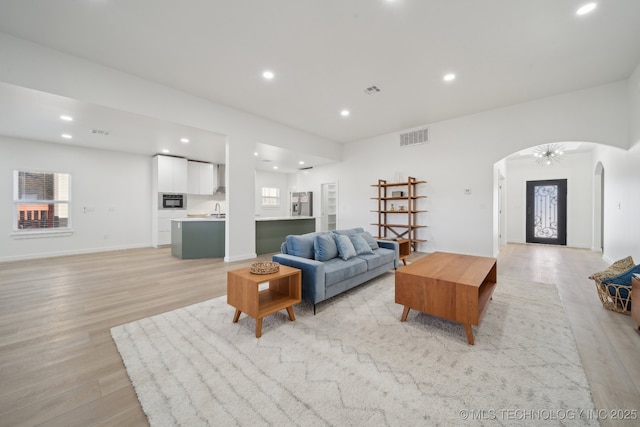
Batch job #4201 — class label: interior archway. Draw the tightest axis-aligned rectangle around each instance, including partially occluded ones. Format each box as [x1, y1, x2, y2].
[493, 142, 597, 255]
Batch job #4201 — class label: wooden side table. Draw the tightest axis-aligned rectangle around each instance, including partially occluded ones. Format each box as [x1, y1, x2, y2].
[227, 265, 301, 338]
[632, 275, 640, 331]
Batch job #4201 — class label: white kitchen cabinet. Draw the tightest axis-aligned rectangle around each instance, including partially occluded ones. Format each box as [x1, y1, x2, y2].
[200, 163, 215, 194]
[187, 161, 200, 194]
[155, 155, 188, 193]
[156, 210, 187, 245]
[187, 161, 216, 195]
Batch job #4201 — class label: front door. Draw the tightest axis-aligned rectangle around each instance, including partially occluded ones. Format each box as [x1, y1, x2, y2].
[526, 179, 567, 245]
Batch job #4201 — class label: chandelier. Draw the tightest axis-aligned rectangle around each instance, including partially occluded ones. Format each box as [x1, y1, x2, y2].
[533, 144, 564, 166]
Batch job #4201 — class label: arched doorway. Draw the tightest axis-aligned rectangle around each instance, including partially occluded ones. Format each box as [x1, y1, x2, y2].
[493, 141, 598, 255]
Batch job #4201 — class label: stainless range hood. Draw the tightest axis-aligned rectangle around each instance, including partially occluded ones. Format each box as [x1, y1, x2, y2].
[214, 164, 226, 193]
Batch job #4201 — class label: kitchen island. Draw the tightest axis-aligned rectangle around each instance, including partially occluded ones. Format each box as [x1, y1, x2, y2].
[171, 217, 225, 259]
[255, 216, 316, 255]
[171, 216, 315, 259]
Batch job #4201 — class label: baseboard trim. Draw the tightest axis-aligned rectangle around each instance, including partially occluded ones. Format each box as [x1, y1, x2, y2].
[224, 252, 257, 263]
[0, 244, 150, 263]
[602, 254, 614, 265]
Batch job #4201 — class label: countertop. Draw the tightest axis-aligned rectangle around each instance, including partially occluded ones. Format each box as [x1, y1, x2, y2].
[172, 217, 226, 222]
[255, 216, 315, 221]
[172, 216, 315, 222]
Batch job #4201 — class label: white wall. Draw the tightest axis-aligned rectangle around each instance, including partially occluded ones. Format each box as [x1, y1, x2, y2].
[592, 144, 640, 263]
[587, 63, 640, 264]
[300, 82, 629, 257]
[504, 152, 593, 248]
[0, 136, 151, 261]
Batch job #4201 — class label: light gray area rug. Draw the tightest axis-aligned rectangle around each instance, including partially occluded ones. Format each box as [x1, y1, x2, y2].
[111, 273, 597, 426]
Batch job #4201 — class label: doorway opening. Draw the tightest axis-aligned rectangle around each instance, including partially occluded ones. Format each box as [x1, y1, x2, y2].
[525, 179, 567, 245]
[320, 183, 337, 231]
[593, 162, 605, 252]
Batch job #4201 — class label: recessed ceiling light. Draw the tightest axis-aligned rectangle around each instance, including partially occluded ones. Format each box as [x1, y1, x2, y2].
[162, 149, 170, 154]
[180, 138, 189, 143]
[576, 3, 597, 15]
[262, 70, 274, 80]
[273, 165, 278, 170]
[254, 152, 259, 156]
[299, 161, 305, 165]
[60, 115, 73, 121]
[340, 109, 350, 117]
[443, 73, 456, 82]
[61, 133, 72, 139]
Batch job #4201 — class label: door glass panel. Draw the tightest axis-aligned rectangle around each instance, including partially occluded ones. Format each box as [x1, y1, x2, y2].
[534, 185, 558, 239]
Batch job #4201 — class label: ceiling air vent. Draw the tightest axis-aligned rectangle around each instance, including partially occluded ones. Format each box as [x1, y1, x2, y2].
[363, 85, 381, 95]
[399, 128, 428, 147]
[91, 129, 110, 136]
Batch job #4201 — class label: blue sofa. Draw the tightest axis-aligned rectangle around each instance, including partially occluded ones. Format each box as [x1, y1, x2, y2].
[272, 227, 399, 313]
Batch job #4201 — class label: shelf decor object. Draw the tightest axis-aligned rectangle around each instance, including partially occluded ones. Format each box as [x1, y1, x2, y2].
[249, 261, 280, 275]
[371, 176, 426, 262]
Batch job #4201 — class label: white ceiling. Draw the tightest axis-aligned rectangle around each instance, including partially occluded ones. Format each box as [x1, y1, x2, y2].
[0, 82, 227, 164]
[1, 1, 639, 166]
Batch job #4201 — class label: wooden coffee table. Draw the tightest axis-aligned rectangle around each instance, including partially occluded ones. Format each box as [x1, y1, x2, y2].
[395, 252, 497, 345]
[227, 265, 301, 338]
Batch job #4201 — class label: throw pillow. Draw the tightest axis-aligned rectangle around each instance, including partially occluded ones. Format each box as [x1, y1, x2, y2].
[333, 233, 357, 261]
[285, 232, 317, 259]
[588, 256, 635, 282]
[350, 234, 374, 255]
[314, 233, 338, 261]
[602, 264, 640, 286]
[356, 231, 379, 250]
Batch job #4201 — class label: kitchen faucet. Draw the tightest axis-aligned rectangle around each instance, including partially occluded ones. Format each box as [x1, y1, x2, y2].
[214, 203, 221, 218]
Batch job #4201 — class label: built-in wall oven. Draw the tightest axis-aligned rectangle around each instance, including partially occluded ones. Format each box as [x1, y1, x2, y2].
[159, 193, 186, 210]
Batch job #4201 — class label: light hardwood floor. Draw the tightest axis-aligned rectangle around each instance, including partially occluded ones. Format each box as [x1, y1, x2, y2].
[0, 244, 638, 426]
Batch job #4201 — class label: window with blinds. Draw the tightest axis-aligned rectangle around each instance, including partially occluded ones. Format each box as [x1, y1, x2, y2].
[13, 171, 71, 231]
[261, 187, 280, 207]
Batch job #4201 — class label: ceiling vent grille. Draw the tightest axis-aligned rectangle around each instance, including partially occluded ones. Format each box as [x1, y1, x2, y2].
[363, 85, 381, 95]
[399, 128, 428, 147]
[91, 129, 110, 136]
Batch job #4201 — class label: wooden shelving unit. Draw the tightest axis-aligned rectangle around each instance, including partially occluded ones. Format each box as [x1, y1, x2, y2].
[371, 176, 426, 257]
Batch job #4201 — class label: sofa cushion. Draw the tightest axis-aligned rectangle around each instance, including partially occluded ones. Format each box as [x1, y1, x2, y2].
[334, 233, 357, 260]
[323, 257, 368, 287]
[350, 234, 374, 255]
[356, 231, 379, 250]
[357, 247, 396, 270]
[314, 233, 338, 261]
[285, 232, 319, 259]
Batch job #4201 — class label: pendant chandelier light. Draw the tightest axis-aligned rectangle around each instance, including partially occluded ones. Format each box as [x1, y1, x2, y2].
[533, 144, 564, 166]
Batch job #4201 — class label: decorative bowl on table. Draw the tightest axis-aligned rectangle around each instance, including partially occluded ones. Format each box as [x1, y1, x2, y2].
[250, 261, 280, 275]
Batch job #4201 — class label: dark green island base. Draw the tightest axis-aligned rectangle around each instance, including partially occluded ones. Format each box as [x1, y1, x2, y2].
[171, 220, 225, 259]
[255, 217, 316, 255]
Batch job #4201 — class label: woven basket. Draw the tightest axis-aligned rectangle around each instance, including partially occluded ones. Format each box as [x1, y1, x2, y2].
[249, 261, 280, 275]
[594, 279, 631, 315]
